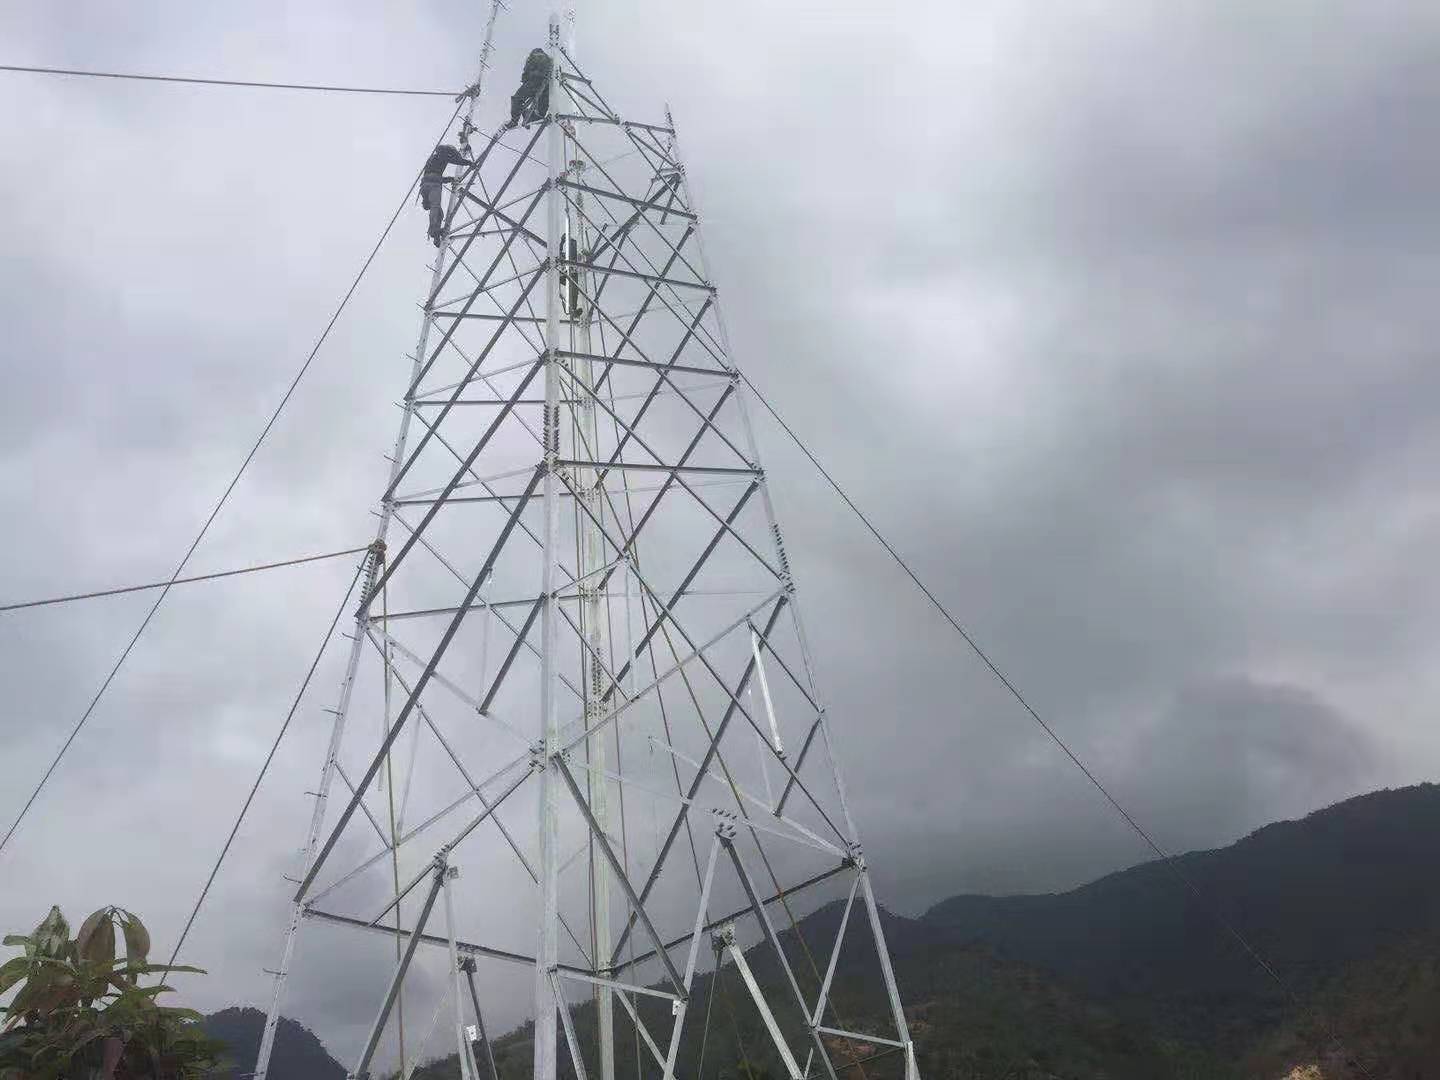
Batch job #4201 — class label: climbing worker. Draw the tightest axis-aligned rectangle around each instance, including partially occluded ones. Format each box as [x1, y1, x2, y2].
[419, 143, 471, 247]
[508, 47, 553, 128]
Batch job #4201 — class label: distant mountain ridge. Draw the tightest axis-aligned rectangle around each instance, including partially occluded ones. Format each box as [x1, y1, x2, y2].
[208, 784, 1440, 1079]
[203, 1006, 345, 1080]
[917, 783, 1440, 1044]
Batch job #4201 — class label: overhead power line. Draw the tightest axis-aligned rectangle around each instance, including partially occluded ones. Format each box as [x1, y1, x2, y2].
[0, 62, 459, 97]
[0, 98, 466, 862]
[0, 545, 369, 614]
[737, 371, 1377, 1079]
[167, 556, 366, 971]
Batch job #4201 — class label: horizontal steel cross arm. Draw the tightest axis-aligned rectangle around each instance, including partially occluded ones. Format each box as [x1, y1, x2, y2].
[304, 907, 593, 976]
[556, 176, 695, 220]
[554, 114, 675, 136]
[611, 861, 852, 976]
[555, 348, 725, 380]
[555, 459, 759, 477]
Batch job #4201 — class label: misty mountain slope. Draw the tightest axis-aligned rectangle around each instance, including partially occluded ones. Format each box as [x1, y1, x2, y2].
[1242, 926, 1440, 1080]
[921, 784, 1440, 1042]
[216, 784, 1440, 1079]
[203, 1006, 346, 1080]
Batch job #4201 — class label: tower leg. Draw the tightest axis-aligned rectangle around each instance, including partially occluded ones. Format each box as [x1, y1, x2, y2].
[253, 7, 505, 1066]
[442, 865, 481, 1080]
[353, 863, 447, 1079]
[255, 542, 385, 1080]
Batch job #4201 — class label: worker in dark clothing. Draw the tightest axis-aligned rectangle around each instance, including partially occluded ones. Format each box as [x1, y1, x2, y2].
[420, 143, 471, 247]
[508, 48, 553, 128]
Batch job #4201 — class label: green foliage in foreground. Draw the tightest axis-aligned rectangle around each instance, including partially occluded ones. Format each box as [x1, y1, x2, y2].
[0, 905, 225, 1079]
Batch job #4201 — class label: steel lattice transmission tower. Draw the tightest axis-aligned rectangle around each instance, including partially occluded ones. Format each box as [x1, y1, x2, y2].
[256, 11, 919, 1080]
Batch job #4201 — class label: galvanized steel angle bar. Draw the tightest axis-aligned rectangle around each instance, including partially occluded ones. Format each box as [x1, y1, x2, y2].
[555, 587, 785, 754]
[554, 600, 631, 709]
[643, 739, 844, 858]
[477, 596, 545, 713]
[388, 271, 546, 511]
[776, 715, 825, 817]
[555, 48, 680, 155]
[557, 349, 719, 380]
[351, 863, 446, 1079]
[561, 258, 711, 294]
[433, 261, 547, 308]
[816, 1026, 907, 1050]
[556, 968, 679, 1003]
[410, 186, 549, 395]
[385, 511, 584, 700]
[722, 838, 841, 1080]
[295, 465, 546, 900]
[413, 342, 546, 451]
[607, 596, 790, 964]
[347, 632, 594, 961]
[613, 986, 668, 1071]
[746, 618, 819, 712]
[303, 906, 593, 976]
[552, 971, 591, 1080]
[558, 187, 726, 373]
[557, 176, 697, 222]
[610, 859, 851, 977]
[555, 756, 685, 992]
[598, 481, 768, 699]
[471, 170, 553, 355]
[558, 137, 707, 308]
[369, 363, 544, 603]
[428, 120, 548, 305]
[573, 233, 701, 381]
[562, 128, 710, 296]
[597, 384, 743, 594]
[809, 872, 861, 1027]
[362, 624, 528, 745]
[304, 749, 534, 908]
[558, 298, 746, 469]
[331, 762, 391, 846]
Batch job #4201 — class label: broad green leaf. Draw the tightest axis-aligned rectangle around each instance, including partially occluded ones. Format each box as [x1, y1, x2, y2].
[75, 909, 116, 968]
[0, 957, 28, 996]
[1, 935, 33, 952]
[119, 913, 150, 965]
[31, 957, 77, 974]
[33, 907, 68, 957]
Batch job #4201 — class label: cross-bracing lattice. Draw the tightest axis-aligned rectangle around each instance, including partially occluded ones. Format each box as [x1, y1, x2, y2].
[256, 18, 920, 1080]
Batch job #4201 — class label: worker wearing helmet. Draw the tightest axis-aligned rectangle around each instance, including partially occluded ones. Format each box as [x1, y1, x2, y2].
[508, 48, 553, 128]
[420, 143, 471, 247]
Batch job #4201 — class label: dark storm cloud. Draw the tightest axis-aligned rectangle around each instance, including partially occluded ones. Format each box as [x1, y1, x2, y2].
[2, 0, 1438, 1068]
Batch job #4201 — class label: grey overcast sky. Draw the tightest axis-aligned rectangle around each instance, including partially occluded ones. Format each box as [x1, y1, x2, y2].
[3, 0, 1440, 1064]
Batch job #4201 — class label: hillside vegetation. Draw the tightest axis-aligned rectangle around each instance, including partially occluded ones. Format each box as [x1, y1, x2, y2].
[209, 785, 1440, 1079]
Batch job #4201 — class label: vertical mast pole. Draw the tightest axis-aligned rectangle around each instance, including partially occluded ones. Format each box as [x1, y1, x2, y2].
[534, 14, 566, 1080]
[572, 162, 617, 1080]
[556, 8, 615, 1077]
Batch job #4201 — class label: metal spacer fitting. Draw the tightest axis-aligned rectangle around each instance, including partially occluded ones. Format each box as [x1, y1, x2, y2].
[712, 810, 738, 840]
